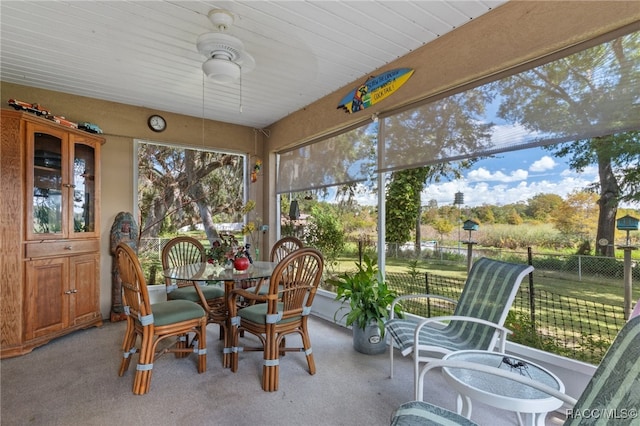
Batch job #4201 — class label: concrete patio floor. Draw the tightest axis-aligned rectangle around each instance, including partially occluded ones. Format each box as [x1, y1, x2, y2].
[1, 316, 567, 425]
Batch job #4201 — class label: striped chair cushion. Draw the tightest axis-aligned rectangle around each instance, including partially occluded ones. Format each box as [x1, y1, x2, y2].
[390, 401, 478, 426]
[387, 258, 532, 355]
[386, 318, 497, 356]
[564, 315, 640, 425]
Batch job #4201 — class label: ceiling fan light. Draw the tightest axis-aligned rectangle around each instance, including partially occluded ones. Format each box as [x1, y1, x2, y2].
[202, 57, 241, 83]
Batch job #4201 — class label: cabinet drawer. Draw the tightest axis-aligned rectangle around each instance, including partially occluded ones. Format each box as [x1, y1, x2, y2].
[25, 240, 99, 259]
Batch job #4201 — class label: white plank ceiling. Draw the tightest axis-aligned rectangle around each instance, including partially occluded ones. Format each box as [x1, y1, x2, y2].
[0, 1, 507, 129]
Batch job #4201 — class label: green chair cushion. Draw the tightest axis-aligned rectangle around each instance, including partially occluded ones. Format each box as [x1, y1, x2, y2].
[238, 302, 299, 325]
[168, 284, 224, 302]
[149, 300, 205, 326]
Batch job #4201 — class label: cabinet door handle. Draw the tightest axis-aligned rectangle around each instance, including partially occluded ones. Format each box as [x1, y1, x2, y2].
[72, 289, 78, 293]
[64, 290, 73, 295]
[64, 246, 72, 250]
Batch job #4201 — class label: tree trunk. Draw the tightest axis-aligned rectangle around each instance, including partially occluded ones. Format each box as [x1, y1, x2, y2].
[141, 190, 173, 238]
[185, 151, 220, 244]
[595, 141, 619, 257]
[195, 197, 219, 244]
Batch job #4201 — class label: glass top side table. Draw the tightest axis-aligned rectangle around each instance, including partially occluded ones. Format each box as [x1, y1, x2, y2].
[442, 350, 565, 426]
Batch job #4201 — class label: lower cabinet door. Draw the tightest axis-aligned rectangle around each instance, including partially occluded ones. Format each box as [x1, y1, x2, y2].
[24, 253, 100, 341]
[69, 253, 100, 325]
[24, 257, 69, 340]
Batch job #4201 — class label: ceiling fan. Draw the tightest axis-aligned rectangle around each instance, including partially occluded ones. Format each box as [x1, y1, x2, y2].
[196, 9, 256, 84]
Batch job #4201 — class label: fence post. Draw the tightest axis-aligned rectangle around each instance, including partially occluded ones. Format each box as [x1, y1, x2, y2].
[424, 272, 431, 318]
[578, 255, 582, 281]
[621, 246, 636, 320]
[528, 247, 535, 327]
[464, 241, 475, 273]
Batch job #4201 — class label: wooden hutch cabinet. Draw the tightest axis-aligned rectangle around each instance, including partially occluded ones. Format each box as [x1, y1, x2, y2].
[1, 110, 104, 358]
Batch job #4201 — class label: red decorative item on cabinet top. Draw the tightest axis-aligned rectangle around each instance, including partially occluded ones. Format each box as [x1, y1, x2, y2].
[234, 257, 250, 271]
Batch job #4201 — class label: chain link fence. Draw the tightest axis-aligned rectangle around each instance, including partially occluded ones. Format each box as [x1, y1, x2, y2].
[389, 244, 639, 282]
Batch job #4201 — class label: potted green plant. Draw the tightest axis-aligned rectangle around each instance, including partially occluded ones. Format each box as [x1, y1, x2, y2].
[328, 255, 402, 355]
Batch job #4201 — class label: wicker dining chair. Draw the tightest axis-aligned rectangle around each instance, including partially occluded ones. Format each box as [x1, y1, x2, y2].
[227, 247, 324, 391]
[245, 236, 304, 297]
[115, 243, 207, 395]
[161, 236, 227, 339]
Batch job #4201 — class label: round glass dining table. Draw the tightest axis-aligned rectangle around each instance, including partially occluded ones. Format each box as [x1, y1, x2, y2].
[163, 260, 278, 367]
[163, 260, 277, 286]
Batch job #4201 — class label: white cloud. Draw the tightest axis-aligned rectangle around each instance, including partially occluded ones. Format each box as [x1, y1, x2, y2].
[333, 148, 639, 210]
[425, 176, 598, 207]
[489, 123, 548, 146]
[529, 156, 556, 172]
[560, 164, 598, 179]
[467, 167, 528, 183]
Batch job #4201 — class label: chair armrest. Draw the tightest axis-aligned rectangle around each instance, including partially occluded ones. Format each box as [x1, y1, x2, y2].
[414, 315, 512, 352]
[417, 358, 577, 406]
[390, 294, 458, 319]
[227, 288, 269, 316]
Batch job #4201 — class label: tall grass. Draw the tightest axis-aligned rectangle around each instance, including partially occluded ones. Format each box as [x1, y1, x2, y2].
[475, 223, 571, 250]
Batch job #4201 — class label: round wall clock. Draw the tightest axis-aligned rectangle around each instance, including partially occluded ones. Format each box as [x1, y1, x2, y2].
[148, 114, 166, 132]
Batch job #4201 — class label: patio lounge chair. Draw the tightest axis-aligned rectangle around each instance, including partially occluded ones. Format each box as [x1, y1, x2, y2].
[386, 257, 534, 397]
[391, 314, 640, 425]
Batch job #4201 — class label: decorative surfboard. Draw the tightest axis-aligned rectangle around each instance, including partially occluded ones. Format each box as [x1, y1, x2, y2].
[337, 68, 414, 114]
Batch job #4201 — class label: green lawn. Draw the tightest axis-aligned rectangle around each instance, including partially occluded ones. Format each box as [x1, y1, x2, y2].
[332, 255, 638, 306]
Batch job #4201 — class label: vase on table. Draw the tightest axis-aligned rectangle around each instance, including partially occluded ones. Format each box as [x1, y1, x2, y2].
[233, 257, 250, 271]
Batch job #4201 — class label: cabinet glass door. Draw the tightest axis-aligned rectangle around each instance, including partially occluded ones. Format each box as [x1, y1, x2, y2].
[33, 132, 63, 235]
[71, 143, 96, 234]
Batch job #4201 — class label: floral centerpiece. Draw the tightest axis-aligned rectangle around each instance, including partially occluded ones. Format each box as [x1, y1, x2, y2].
[206, 234, 252, 270]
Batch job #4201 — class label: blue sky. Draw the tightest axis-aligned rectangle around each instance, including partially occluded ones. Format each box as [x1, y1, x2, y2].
[420, 146, 601, 208]
[345, 145, 638, 210]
